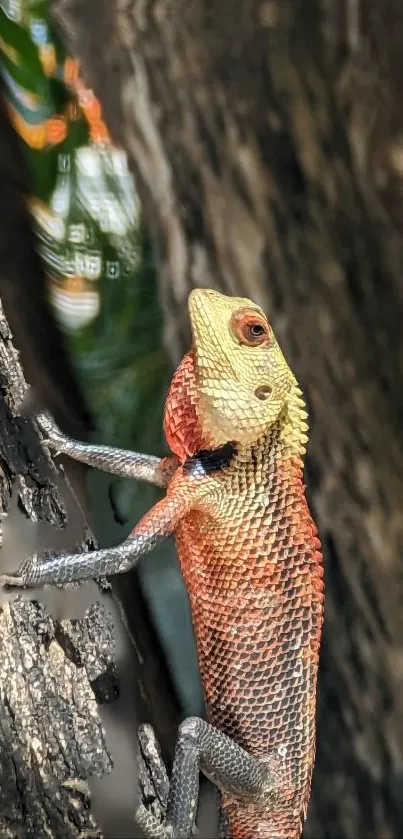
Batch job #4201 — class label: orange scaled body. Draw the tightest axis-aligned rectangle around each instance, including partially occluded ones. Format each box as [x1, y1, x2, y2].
[164, 349, 324, 839]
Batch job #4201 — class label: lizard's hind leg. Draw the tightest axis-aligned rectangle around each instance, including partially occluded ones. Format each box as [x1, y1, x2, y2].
[135, 717, 276, 839]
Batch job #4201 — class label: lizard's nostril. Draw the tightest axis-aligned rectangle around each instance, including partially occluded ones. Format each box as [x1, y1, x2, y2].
[254, 385, 272, 401]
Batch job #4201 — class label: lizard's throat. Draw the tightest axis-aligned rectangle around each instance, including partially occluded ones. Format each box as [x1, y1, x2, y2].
[163, 350, 308, 463]
[163, 350, 209, 461]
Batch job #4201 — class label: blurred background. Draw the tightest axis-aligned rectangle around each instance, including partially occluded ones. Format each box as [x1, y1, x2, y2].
[0, 0, 202, 716]
[0, 0, 202, 726]
[1, 0, 403, 836]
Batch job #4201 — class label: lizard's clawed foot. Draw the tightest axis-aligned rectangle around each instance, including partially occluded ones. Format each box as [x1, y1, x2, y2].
[36, 412, 67, 456]
[0, 569, 29, 607]
[135, 804, 174, 839]
[0, 573, 25, 588]
[0, 554, 39, 592]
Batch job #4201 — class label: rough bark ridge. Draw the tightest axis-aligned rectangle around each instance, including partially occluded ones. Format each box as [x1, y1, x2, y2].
[52, 1, 403, 836]
[0, 300, 176, 838]
[0, 303, 109, 838]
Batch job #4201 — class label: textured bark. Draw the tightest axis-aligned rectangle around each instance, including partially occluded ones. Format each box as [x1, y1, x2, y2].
[51, 1, 403, 837]
[0, 298, 179, 838]
[0, 304, 106, 838]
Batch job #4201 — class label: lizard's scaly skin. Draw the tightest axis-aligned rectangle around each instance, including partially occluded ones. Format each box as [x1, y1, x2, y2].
[3, 289, 324, 839]
[164, 292, 324, 839]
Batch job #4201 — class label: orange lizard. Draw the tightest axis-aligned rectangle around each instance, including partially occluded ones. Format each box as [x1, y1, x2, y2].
[1, 289, 324, 839]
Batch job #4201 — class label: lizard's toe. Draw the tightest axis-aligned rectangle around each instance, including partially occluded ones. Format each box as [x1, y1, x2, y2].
[0, 573, 27, 607]
[0, 573, 26, 588]
[135, 804, 173, 838]
[0, 555, 40, 590]
[36, 413, 65, 452]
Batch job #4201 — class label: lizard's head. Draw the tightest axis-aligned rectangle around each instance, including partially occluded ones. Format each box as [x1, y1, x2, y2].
[188, 288, 299, 448]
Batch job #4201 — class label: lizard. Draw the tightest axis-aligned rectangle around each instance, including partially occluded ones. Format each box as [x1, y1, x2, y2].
[0, 288, 324, 839]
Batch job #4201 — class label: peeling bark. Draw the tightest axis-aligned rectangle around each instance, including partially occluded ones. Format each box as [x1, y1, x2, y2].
[50, 1, 403, 836]
[0, 299, 179, 838]
[0, 305, 106, 838]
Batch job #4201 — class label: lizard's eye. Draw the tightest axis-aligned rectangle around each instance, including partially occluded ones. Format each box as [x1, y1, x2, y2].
[250, 324, 265, 337]
[230, 309, 273, 347]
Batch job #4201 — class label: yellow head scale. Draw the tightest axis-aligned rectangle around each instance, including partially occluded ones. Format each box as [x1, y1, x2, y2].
[188, 288, 297, 449]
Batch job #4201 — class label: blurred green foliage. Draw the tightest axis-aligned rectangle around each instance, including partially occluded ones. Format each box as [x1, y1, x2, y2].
[0, 0, 170, 455]
[77, 222, 170, 452]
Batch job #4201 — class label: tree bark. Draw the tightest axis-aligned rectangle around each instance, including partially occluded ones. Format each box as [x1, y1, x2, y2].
[0, 302, 106, 838]
[0, 293, 183, 838]
[50, 1, 403, 836]
[0, 108, 185, 839]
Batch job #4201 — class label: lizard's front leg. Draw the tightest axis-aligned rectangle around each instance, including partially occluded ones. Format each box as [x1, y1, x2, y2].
[0, 485, 192, 588]
[136, 718, 278, 839]
[36, 412, 178, 487]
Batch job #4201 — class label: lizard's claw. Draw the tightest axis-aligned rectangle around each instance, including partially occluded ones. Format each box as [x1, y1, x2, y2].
[135, 804, 173, 839]
[36, 412, 66, 456]
[42, 439, 63, 459]
[0, 571, 27, 607]
[0, 572, 26, 588]
[0, 554, 39, 590]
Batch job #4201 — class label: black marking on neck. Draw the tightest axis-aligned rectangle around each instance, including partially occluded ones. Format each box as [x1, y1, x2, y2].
[183, 442, 236, 477]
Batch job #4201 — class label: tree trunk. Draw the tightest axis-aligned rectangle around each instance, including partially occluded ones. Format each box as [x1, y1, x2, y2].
[0, 290, 184, 838]
[0, 302, 103, 837]
[0, 90, 183, 836]
[50, 1, 403, 836]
